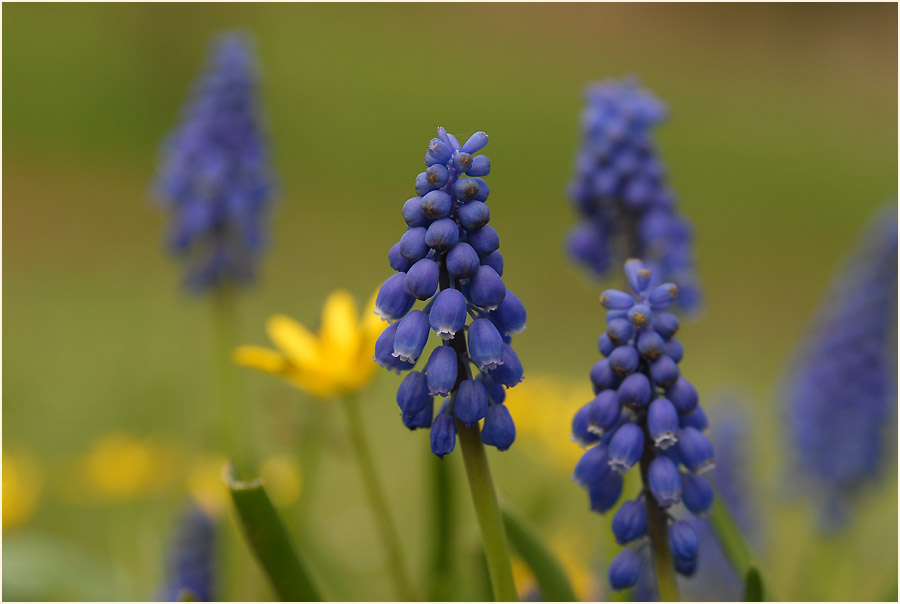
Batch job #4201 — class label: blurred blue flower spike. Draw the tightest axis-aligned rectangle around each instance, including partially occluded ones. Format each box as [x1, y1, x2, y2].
[161, 504, 216, 602]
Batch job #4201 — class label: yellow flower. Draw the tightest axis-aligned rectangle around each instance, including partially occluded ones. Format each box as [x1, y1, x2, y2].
[2, 451, 41, 530]
[505, 374, 593, 473]
[234, 288, 384, 398]
[77, 433, 179, 500]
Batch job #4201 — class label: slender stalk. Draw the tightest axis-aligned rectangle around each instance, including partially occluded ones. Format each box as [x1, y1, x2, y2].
[456, 420, 518, 602]
[342, 393, 416, 601]
[638, 443, 679, 602]
[427, 452, 455, 601]
[212, 284, 250, 476]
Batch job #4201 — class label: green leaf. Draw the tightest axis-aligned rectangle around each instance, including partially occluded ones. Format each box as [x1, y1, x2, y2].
[225, 463, 322, 602]
[743, 566, 763, 601]
[501, 505, 578, 602]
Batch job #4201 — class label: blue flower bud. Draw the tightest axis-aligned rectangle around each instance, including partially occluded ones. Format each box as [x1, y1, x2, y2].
[479, 373, 507, 404]
[481, 403, 516, 451]
[624, 258, 651, 293]
[375, 322, 408, 373]
[612, 500, 647, 544]
[608, 548, 642, 590]
[452, 152, 474, 173]
[375, 273, 415, 321]
[480, 250, 504, 276]
[652, 312, 679, 340]
[425, 346, 458, 397]
[396, 371, 433, 415]
[403, 400, 434, 430]
[637, 330, 665, 360]
[667, 520, 699, 560]
[600, 289, 636, 310]
[680, 472, 713, 516]
[606, 318, 634, 346]
[455, 177, 488, 203]
[454, 380, 489, 426]
[462, 131, 489, 154]
[607, 423, 644, 474]
[415, 171, 435, 196]
[425, 218, 460, 251]
[427, 138, 452, 163]
[627, 304, 651, 326]
[488, 344, 524, 388]
[666, 377, 698, 414]
[571, 402, 601, 447]
[392, 310, 430, 364]
[674, 554, 698, 577]
[589, 390, 622, 436]
[679, 405, 708, 431]
[404, 258, 440, 300]
[598, 333, 615, 356]
[649, 283, 679, 311]
[649, 355, 680, 388]
[647, 398, 679, 449]
[402, 197, 429, 228]
[608, 345, 640, 376]
[446, 242, 481, 279]
[617, 373, 651, 409]
[468, 318, 505, 371]
[467, 155, 491, 177]
[458, 201, 490, 231]
[567, 224, 609, 274]
[425, 164, 449, 189]
[663, 338, 683, 363]
[429, 288, 467, 340]
[648, 456, 682, 508]
[573, 444, 610, 487]
[399, 226, 429, 261]
[421, 190, 452, 220]
[468, 265, 506, 311]
[388, 242, 413, 272]
[468, 225, 500, 257]
[430, 413, 457, 459]
[490, 290, 526, 336]
[590, 359, 620, 392]
[589, 471, 624, 513]
[677, 427, 715, 474]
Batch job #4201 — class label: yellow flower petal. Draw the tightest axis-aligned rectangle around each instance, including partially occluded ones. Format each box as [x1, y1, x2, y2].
[259, 455, 303, 508]
[319, 290, 362, 381]
[266, 315, 322, 371]
[2, 452, 41, 530]
[233, 346, 289, 374]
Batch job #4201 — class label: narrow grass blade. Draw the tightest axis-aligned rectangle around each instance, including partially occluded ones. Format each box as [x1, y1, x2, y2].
[501, 505, 577, 602]
[743, 566, 763, 601]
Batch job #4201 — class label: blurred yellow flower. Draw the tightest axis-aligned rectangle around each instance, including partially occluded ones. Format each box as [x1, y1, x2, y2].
[2, 451, 41, 530]
[78, 433, 179, 500]
[234, 289, 383, 398]
[505, 374, 593, 473]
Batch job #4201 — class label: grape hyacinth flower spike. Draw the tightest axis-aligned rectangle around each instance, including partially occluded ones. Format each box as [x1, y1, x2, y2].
[374, 127, 526, 456]
[566, 77, 701, 311]
[374, 127, 525, 601]
[160, 504, 217, 602]
[570, 259, 712, 598]
[153, 33, 276, 292]
[784, 206, 898, 528]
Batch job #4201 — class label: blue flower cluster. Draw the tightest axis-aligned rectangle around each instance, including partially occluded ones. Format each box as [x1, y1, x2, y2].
[153, 34, 275, 292]
[566, 77, 701, 311]
[161, 505, 217, 602]
[785, 207, 898, 527]
[374, 128, 526, 458]
[570, 259, 713, 590]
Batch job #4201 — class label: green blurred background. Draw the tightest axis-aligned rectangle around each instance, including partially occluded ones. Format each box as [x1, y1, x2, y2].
[3, 3, 897, 601]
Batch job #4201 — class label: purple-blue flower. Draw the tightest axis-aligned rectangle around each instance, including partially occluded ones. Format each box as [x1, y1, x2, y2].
[566, 77, 701, 311]
[571, 259, 713, 589]
[784, 206, 898, 528]
[160, 504, 216, 602]
[153, 34, 275, 293]
[375, 128, 526, 457]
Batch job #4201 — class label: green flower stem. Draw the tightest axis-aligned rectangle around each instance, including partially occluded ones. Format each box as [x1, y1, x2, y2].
[639, 444, 679, 602]
[456, 420, 518, 602]
[427, 452, 456, 601]
[212, 284, 251, 477]
[342, 393, 416, 601]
